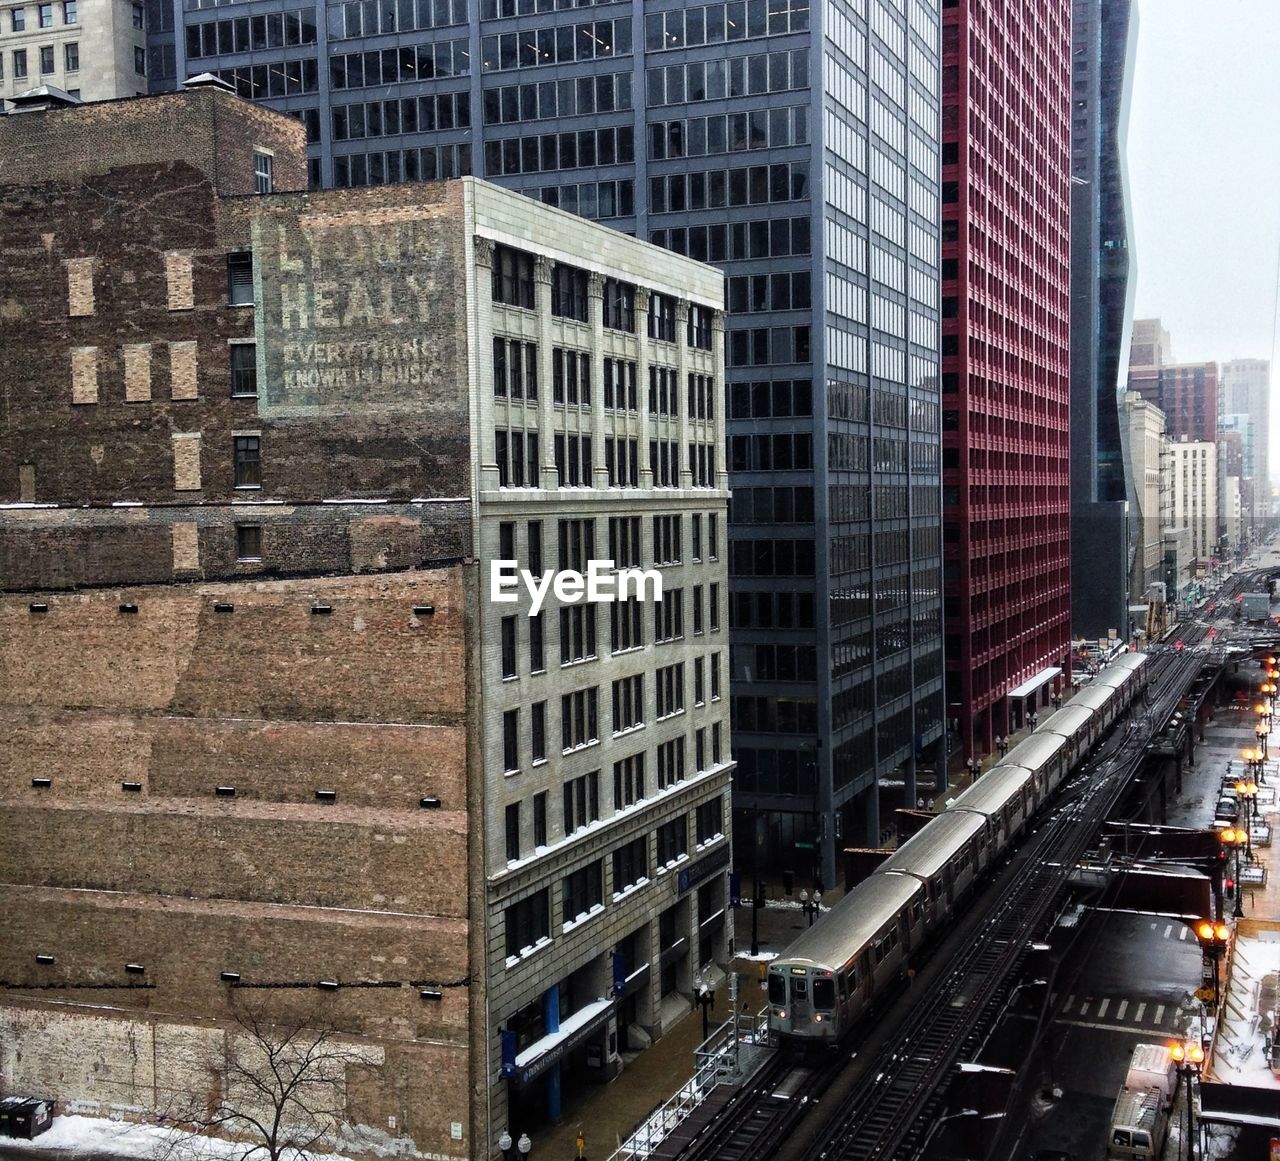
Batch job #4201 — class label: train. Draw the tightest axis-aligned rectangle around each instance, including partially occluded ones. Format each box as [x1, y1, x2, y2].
[766, 652, 1149, 1048]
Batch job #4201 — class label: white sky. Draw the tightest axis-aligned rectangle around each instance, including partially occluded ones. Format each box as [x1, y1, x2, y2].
[1127, 0, 1280, 471]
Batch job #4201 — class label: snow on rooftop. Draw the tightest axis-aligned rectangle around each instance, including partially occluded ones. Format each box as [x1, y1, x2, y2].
[1208, 918, 1280, 1093]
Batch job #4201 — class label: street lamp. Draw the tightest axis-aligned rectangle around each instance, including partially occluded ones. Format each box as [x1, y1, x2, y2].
[799, 888, 822, 927]
[995, 734, 1008, 758]
[965, 757, 980, 783]
[1235, 779, 1259, 859]
[1170, 1039, 1206, 1161]
[1220, 828, 1246, 919]
[1028, 711, 1039, 732]
[498, 1130, 513, 1161]
[694, 977, 715, 1039]
[517, 1132, 532, 1159]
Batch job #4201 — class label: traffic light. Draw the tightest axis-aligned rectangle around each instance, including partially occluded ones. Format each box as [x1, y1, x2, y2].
[1194, 919, 1230, 957]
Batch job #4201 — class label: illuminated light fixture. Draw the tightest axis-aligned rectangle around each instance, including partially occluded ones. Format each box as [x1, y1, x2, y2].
[419, 796, 441, 809]
[216, 786, 236, 797]
[315, 789, 337, 803]
[214, 602, 235, 613]
[318, 979, 339, 991]
[31, 777, 52, 789]
[419, 988, 443, 1001]
[125, 963, 145, 974]
[310, 604, 333, 615]
[121, 781, 142, 792]
[29, 602, 48, 613]
[119, 603, 139, 614]
[220, 971, 241, 983]
[413, 605, 435, 616]
[35, 954, 55, 965]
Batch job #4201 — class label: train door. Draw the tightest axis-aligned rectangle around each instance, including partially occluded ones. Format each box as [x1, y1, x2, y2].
[788, 969, 811, 1026]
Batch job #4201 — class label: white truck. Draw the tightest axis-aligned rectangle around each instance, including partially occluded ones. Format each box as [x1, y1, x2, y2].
[1106, 1087, 1167, 1161]
[1124, 1042, 1177, 1106]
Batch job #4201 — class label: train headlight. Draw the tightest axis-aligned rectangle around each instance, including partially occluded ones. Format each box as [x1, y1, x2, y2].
[774, 1009, 787, 1019]
[813, 1014, 823, 1022]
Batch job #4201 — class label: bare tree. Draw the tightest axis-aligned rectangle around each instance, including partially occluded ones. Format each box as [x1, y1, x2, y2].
[154, 993, 372, 1161]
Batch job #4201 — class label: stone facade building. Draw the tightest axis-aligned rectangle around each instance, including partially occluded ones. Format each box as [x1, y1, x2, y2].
[1, 0, 149, 106]
[0, 85, 730, 1158]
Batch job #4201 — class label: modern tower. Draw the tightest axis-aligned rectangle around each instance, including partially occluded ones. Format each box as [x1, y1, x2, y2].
[939, 0, 1073, 757]
[1219, 357, 1271, 521]
[1068, 0, 1136, 640]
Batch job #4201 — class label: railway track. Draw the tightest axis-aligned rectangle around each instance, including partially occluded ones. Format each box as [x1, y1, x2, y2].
[665, 643, 1209, 1161]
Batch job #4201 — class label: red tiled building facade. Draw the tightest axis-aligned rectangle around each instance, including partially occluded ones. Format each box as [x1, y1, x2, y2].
[940, 0, 1073, 759]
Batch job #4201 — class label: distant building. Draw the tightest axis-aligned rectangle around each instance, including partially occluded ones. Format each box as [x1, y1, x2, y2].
[1219, 357, 1271, 519]
[0, 0, 148, 107]
[1167, 439, 1218, 576]
[0, 85, 730, 1156]
[941, 0, 1073, 753]
[1068, 0, 1137, 641]
[1122, 390, 1167, 602]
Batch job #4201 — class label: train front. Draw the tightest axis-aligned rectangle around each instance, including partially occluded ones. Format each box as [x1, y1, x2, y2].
[767, 961, 841, 1048]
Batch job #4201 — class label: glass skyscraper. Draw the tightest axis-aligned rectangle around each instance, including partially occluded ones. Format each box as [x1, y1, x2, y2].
[150, 0, 945, 886]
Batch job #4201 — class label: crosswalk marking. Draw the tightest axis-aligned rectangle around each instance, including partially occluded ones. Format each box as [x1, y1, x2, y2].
[1163, 924, 1173, 939]
[1179, 926, 1190, 941]
[1154, 1004, 1165, 1024]
[1116, 1000, 1128, 1020]
[1079, 998, 1091, 1015]
[1065, 994, 1076, 1012]
[1097, 998, 1111, 1018]
[1135, 1002, 1146, 1022]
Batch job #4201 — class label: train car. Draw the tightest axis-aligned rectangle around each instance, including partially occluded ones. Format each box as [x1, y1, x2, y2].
[1041, 703, 1098, 756]
[1072, 682, 1125, 731]
[767, 873, 924, 1048]
[945, 763, 1038, 848]
[878, 810, 991, 929]
[997, 731, 1071, 796]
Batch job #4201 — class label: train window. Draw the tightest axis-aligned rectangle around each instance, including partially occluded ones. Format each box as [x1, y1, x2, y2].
[790, 978, 808, 1001]
[910, 898, 922, 923]
[812, 978, 835, 1009]
[768, 973, 785, 1006]
[837, 972, 848, 998]
[886, 927, 898, 949]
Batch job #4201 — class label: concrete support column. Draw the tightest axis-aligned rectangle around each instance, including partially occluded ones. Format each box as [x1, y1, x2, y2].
[473, 236, 499, 490]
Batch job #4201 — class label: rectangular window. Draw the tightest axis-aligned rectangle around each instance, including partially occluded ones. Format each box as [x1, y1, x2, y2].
[527, 520, 543, 574]
[657, 736, 685, 789]
[37, 2, 52, 26]
[562, 769, 599, 833]
[499, 521, 516, 561]
[63, 41, 78, 70]
[692, 514, 702, 560]
[696, 797, 722, 843]
[502, 708, 519, 772]
[611, 673, 643, 733]
[552, 347, 591, 407]
[233, 435, 261, 488]
[551, 262, 588, 322]
[656, 815, 687, 866]
[608, 516, 640, 569]
[493, 337, 539, 400]
[653, 587, 684, 643]
[254, 150, 274, 194]
[39, 44, 54, 74]
[533, 790, 547, 846]
[11, 8, 25, 30]
[647, 292, 676, 342]
[692, 585, 704, 634]
[603, 357, 637, 410]
[531, 701, 546, 763]
[612, 836, 647, 893]
[235, 524, 262, 562]
[653, 515, 681, 564]
[656, 662, 685, 718]
[562, 860, 603, 922]
[133, 45, 145, 73]
[504, 888, 549, 957]
[62, 0, 76, 23]
[609, 598, 643, 654]
[559, 604, 596, 664]
[694, 656, 705, 704]
[708, 513, 718, 559]
[130, 1, 142, 26]
[601, 278, 634, 331]
[13, 49, 25, 78]
[695, 727, 706, 772]
[710, 652, 721, 700]
[501, 615, 517, 678]
[227, 252, 254, 305]
[529, 611, 545, 673]
[492, 244, 535, 308]
[553, 432, 592, 486]
[560, 687, 598, 751]
[709, 582, 720, 631]
[557, 518, 595, 572]
[712, 721, 722, 764]
[613, 752, 645, 808]
[505, 801, 521, 862]
[230, 343, 257, 396]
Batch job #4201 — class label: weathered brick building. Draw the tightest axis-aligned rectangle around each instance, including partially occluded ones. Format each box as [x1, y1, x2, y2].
[0, 84, 731, 1157]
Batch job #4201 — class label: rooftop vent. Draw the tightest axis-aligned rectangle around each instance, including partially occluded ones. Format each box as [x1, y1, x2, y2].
[182, 72, 237, 93]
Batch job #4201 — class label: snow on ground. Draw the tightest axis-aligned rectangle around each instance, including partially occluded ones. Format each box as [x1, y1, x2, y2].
[0, 1116, 362, 1161]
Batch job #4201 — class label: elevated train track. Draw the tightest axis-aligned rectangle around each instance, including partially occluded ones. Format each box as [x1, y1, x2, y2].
[670, 629, 1216, 1161]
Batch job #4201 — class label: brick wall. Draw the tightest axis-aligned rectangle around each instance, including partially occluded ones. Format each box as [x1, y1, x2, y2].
[0, 570, 478, 1158]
